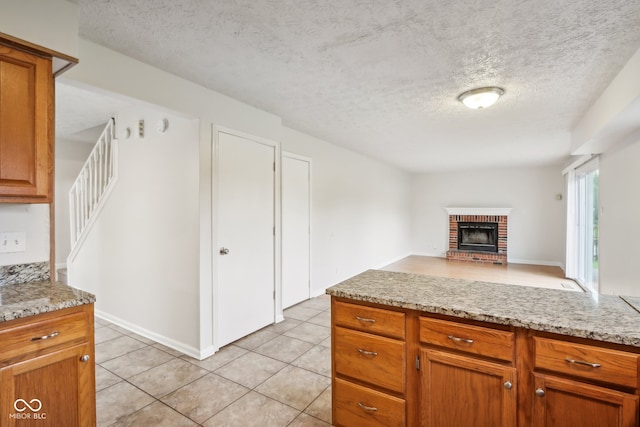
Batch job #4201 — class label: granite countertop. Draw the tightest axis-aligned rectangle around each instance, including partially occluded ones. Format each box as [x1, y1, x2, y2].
[326, 269, 640, 347]
[0, 281, 96, 323]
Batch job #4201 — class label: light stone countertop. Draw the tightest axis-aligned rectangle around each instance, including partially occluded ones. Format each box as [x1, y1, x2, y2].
[326, 269, 640, 347]
[0, 281, 96, 323]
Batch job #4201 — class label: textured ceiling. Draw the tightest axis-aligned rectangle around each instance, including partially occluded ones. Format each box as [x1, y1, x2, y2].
[71, 0, 640, 172]
[56, 81, 134, 141]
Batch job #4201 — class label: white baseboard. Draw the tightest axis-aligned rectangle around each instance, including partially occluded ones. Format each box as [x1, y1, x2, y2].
[508, 258, 564, 268]
[374, 252, 414, 269]
[310, 288, 328, 298]
[95, 309, 208, 360]
[410, 252, 446, 258]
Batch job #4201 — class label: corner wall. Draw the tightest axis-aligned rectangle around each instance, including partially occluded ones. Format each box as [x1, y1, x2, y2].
[280, 127, 413, 294]
[69, 106, 202, 355]
[599, 132, 640, 296]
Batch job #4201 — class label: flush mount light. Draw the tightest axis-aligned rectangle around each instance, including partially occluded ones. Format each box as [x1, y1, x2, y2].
[457, 87, 504, 109]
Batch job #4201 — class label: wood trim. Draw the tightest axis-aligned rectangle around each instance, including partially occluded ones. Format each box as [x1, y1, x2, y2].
[0, 32, 78, 66]
[50, 72, 56, 282]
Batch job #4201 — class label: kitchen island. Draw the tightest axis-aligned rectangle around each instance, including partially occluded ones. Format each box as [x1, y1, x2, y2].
[0, 281, 96, 426]
[327, 269, 640, 427]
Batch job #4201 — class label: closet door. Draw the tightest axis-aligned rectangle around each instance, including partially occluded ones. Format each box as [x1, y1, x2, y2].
[282, 152, 311, 308]
[216, 129, 276, 346]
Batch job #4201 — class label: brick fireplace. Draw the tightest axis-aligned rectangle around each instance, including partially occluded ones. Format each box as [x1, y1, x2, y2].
[445, 208, 511, 265]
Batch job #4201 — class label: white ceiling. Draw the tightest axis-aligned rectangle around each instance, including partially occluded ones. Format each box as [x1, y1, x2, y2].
[66, 0, 640, 172]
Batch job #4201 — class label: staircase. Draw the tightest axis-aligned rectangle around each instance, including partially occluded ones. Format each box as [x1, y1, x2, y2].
[67, 118, 119, 270]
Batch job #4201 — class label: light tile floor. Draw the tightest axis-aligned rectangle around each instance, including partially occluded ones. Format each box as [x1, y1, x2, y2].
[94, 295, 333, 426]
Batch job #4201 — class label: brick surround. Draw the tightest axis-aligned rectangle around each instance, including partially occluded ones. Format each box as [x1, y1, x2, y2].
[446, 212, 509, 265]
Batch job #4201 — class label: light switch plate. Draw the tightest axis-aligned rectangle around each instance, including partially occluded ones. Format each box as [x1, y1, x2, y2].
[0, 232, 26, 253]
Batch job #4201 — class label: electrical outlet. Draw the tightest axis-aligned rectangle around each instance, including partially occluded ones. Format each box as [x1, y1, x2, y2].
[0, 232, 26, 253]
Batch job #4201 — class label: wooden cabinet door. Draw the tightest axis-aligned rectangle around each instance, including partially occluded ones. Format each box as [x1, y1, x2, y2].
[532, 373, 638, 427]
[0, 342, 96, 427]
[420, 349, 517, 427]
[0, 44, 52, 202]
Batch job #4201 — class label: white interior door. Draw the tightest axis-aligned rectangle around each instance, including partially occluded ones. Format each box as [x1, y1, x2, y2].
[282, 153, 311, 308]
[217, 130, 275, 346]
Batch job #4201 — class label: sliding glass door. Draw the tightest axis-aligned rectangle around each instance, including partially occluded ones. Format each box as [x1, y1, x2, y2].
[573, 162, 599, 292]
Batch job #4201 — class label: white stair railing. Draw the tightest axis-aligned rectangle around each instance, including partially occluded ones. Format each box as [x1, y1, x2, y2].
[68, 118, 118, 252]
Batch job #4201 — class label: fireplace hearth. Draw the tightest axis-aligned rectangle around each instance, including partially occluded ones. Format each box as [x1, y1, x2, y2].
[445, 208, 511, 265]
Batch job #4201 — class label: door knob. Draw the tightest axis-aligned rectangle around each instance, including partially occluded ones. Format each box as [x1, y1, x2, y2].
[220, 247, 230, 255]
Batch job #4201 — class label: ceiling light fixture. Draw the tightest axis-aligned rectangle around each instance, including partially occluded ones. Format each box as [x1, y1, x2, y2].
[457, 87, 504, 109]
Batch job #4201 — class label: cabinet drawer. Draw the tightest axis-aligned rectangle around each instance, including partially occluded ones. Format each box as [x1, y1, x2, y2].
[534, 337, 639, 389]
[334, 300, 405, 339]
[0, 311, 91, 362]
[420, 317, 515, 362]
[334, 326, 405, 393]
[334, 377, 405, 427]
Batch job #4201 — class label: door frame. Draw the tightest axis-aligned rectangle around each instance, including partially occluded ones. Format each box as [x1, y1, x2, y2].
[281, 151, 312, 308]
[211, 126, 282, 349]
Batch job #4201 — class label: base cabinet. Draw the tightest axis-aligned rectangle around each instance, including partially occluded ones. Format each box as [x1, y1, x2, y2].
[532, 374, 639, 427]
[420, 349, 517, 427]
[334, 377, 406, 427]
[331, 297, 640, 427]
[332, 300, 407, 427]
[0, 305, 96, 427]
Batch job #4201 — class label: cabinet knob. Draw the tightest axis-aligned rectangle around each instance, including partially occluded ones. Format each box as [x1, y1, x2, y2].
[80, 354, 91, 362]
[504, 381, 513, 390]
[535, 388, 545, 397]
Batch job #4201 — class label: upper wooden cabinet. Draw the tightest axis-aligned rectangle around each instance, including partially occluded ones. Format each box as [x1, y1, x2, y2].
[0, 34, 77, 203]
[0, 43, 52, 202]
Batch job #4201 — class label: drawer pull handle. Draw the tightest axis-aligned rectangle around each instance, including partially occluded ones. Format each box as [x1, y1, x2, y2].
[31, 331, 60, 341]
[355, 316, 376, 324]
[504, 381, 513, 390]
[565, 357, 601, 368]
[448, 335, 474, 344]
[535, 388, 545, 397]
[358, 348, 378, 357]
[80, 354, 91, 362]
[358, 402, 378, 412]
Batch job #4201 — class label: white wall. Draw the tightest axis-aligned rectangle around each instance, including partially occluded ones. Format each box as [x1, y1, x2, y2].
[411, 165, 566, 265]
[0, 204, 49, 266]
[69, 106, 202, 355]
[0, 0, 79, 57]
[63, 38, 283, 356]
[599, 132, 640, 296]
[280, 127, 413, 294]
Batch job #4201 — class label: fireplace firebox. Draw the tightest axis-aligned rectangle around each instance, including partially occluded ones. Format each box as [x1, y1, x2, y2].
[458, 222, 498, 253]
